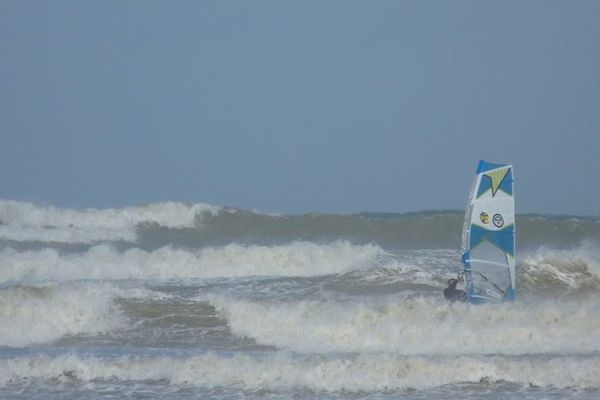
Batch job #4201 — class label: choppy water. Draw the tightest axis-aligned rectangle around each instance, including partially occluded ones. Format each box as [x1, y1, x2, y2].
[1, 200, 599, 399]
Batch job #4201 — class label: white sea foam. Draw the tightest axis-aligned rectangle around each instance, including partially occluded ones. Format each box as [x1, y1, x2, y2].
[207, 295, 600, 356]
[0, 282, 133, 347]
[0, 241, 389, 284]
[1, 352, 599, 391]
[0, 200, 221, 243]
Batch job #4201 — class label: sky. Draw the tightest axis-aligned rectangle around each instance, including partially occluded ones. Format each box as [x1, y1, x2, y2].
[1, 1, 599, 215]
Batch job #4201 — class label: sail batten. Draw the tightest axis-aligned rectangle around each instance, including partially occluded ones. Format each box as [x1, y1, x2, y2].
[461, 160, 516, 303]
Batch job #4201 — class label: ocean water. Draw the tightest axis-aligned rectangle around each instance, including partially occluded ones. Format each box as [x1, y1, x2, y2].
[1, 200, 600, 399]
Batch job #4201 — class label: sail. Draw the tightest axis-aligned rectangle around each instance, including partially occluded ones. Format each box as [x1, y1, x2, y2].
[461, 160, 515, 303]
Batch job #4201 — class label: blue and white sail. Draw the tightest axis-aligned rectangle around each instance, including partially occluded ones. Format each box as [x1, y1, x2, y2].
[461, 160, 516, 304]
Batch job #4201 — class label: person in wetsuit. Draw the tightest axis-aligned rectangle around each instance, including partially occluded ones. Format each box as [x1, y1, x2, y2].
[443, 277, 468, 303]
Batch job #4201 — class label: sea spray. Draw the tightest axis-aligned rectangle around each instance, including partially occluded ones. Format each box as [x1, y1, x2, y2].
[0, 282, 129, 347]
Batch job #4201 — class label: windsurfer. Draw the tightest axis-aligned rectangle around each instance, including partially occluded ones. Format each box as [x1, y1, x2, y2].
[443, 274, 468, 303]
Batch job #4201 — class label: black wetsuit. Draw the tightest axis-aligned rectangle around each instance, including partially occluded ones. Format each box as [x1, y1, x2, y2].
[443, 280, 468, 303]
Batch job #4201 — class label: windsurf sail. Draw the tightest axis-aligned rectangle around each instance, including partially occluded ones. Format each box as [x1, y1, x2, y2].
[461, 160, 515, 304]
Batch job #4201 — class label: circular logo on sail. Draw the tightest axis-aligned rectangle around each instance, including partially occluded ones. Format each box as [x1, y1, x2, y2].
[479, 212, 490, 224]
[493, 213, 504, 228]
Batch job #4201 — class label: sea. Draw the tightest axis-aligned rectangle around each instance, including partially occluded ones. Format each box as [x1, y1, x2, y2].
[1, 199, 600, 400]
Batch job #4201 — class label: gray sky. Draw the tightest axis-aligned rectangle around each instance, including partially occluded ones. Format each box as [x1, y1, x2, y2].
[1, 1, 599, 215]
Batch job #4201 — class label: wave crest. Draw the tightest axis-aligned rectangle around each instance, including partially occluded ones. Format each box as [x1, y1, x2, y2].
[207, 295, 600, 355]
[0, 241, 389, 284]
[0, 200, 220, 244]
[519, 243, 600, 297]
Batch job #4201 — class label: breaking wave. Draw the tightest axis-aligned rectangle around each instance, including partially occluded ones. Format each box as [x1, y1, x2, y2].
[1, 352, 600, 391]
[207, 294, 600, 356]
[0, 200, 221, 244]
[0, 241, 390, 284]
[2, 200, 599, 248]
[0, 283, 131, 347]
[519, 242, 600, 297]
